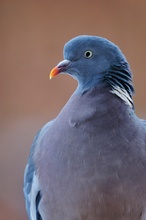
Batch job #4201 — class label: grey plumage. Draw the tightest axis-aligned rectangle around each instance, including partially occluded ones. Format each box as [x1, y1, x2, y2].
[24, 35, 146, 220]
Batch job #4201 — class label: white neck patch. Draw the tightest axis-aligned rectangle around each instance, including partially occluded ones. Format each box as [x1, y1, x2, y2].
[110, 85, 133, 108]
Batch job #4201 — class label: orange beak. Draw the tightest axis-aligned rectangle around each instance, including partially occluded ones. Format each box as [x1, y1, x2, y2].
[49, 67, 60, 79]
[49, 59, 71, 79]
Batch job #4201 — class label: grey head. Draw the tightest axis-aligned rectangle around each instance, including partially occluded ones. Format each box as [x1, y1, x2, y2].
[50, 35, 134, 108]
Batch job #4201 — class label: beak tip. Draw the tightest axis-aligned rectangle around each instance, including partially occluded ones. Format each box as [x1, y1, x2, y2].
[49, 67, 59, 79]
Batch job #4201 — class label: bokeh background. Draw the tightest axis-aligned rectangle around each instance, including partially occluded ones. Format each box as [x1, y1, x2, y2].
[1, 0, 146, 219]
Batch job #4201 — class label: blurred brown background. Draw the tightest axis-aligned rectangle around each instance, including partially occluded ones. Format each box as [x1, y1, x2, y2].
[1, 0, 146, 219]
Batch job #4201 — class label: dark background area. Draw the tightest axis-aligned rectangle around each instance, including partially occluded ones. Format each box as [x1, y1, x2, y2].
[1, 0, 146, 219]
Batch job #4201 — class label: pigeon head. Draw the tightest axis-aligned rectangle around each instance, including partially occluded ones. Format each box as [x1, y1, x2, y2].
[50, 35, 134, 107]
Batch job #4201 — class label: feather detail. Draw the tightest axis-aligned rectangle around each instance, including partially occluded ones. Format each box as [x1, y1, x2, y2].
[110, 85, 133, 108]
[29, 173, 40, 220]
[24, 120, 55, 220]
[104, 61, 134, 108]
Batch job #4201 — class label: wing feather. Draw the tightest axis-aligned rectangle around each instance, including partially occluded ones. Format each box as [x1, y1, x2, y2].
[23, 120, 55, 220]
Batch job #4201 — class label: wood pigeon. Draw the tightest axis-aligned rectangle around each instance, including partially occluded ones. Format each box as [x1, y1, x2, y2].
[24, 35, 146, 220]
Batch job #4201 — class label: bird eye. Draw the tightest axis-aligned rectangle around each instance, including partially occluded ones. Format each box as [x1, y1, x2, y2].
[84, 50, 93, 58]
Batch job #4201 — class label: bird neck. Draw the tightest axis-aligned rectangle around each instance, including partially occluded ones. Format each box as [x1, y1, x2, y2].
[76, 76, 104, 95]
[60, 86, 134, 127]
[103, 61, 134, 109]
[76, 61, 134, 109]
